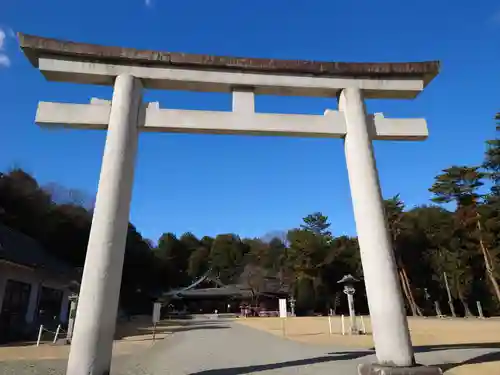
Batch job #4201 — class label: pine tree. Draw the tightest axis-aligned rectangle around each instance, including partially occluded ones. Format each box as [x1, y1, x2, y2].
[430, 166, 500, 306]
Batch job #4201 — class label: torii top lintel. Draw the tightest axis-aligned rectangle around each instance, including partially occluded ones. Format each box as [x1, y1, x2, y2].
[18, 33, 440, 99]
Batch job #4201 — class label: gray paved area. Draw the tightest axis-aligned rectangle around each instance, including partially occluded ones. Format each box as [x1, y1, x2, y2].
[1, 318, 499, 374]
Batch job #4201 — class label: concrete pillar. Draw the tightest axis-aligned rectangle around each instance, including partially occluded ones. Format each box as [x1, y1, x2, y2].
[25, 282, 40, 323]
[66, 74, 142, 375]
[338, 88, 414, 367]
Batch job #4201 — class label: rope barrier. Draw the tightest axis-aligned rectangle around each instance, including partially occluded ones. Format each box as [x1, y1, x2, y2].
[42, 328, 58, 334]
[36, 324, 66, 346]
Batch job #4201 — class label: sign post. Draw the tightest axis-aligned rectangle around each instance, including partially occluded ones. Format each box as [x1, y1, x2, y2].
[152, 302, 162, 342]
[279, 298, 287, 336]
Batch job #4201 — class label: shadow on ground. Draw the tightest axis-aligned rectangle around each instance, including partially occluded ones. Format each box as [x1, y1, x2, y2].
[114, 318, 229, 340]
[436, 351, 500, 372]
[363, 342, 500, 373]
[415, 342, 500, 373]
[190, 342, 500, 375]
[0, 340, 39, 348]
[188, 351, 373, 375]
[413, 342, 500, 352]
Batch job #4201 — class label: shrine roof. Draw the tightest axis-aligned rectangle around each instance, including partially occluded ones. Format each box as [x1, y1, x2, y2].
[18, 33, 439, 86]
[0, 223, 78, 281]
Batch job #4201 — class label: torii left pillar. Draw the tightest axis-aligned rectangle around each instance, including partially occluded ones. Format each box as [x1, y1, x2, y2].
[66, 74, 142, 375]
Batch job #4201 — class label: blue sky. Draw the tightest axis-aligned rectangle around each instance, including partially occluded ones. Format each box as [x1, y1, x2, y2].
[1, 1, 499, 243]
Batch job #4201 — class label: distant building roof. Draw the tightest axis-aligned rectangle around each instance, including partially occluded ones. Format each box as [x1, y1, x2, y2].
[163, 270, 214, 297]
[171, 284, 252, 299]
[163, 274, 289, 300]
[0, 224, 77, 280]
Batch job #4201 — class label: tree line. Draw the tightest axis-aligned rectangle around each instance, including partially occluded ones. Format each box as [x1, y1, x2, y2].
[0, 114, 499, 317]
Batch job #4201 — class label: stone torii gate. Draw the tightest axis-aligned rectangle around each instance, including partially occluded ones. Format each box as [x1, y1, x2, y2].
[19, 33, 441, 375]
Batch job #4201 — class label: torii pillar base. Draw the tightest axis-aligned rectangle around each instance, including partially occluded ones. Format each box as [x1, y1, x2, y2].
[358, 363, 443, 375]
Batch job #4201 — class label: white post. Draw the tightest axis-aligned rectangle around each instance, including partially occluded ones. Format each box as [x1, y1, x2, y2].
[339, 87, 414, 367]
[66, 74, 143, 375]
[360, 315, 367, 334]
[53, 324, 61, 344]
[328, 315, 332, 335]
[36, 325, 43, 347]
[434, 301, 443, 318]
[341, 314, 345, 336]
[476, 301, 485, 319]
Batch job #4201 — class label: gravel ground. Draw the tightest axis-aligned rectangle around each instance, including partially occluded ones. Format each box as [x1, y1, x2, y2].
[1, 317, 499, 375]
[0, 354, 134, 375]
[0, 358, 66, 375]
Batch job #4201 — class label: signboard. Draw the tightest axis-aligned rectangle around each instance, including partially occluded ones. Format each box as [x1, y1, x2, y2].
[152, 302, 162, 324]
[278, 298, 287, 318]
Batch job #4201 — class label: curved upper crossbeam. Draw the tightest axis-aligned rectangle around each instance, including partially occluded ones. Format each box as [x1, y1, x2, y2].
[18, 33, 440, 99]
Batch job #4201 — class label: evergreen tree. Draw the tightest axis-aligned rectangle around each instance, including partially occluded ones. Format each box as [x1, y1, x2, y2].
[430, 166, 500, 306]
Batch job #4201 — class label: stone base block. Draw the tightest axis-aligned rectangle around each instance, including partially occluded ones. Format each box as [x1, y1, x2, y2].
[358, 363, 443, 375]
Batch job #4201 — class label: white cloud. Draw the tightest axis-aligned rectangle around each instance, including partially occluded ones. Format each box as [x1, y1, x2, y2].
[0, 55, 9, 68]
[0, 28, 11, 68]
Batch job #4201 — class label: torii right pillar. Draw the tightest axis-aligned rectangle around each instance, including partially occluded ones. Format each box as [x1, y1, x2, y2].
[340, 88, 442, 375]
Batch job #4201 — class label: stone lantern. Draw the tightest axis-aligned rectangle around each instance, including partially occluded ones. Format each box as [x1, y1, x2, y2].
[288, 296, 296, 317]
[337, 274, 360, 334]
